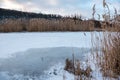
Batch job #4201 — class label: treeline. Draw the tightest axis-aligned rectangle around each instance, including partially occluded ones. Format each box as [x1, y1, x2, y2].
[0, 8, 62, 19]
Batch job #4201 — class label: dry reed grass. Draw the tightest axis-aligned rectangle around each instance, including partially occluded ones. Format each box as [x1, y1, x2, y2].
[0, 18, 94, 32]
[0, 17, 119, 32]
[64, 58, 92, 80]
[92, 1, 120, 79]
[97, 31, 120, 78]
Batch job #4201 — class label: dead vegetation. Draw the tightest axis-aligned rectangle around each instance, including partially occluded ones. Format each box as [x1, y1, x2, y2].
[0, 18, 95, 32]
[97, 32, 120, 78]
[95, 0, 120, 79]
[0, 16, 119, 32]
[64, 58, 92, 80]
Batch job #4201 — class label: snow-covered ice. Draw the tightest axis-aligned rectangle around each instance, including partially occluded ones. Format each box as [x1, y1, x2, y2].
[0, 32, 106, 80]
[0, 32, 96, 58]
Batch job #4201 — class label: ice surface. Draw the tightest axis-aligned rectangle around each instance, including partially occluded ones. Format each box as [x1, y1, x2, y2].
[0, 47, 90, 74]
[0, 32, 105, 80]
[0, 32, 97, 58]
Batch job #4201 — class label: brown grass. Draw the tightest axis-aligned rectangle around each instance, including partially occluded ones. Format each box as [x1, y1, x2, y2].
[94, 1, 120, 78]
[64, 58, 92, 80]
[98, 32, 120, 78]
[0, 18, 94, 32]
[0, 17, 119, 32]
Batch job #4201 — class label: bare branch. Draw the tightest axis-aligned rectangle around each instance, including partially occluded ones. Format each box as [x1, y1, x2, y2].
[92, 4, 96, 20]
[97, 14, 100, 20]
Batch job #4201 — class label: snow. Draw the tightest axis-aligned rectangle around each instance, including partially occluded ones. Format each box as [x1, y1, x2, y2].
[0, 49, 105, 80]
[0, 32, 108, 80]
[42, 51, 118, 80]
[0, 47, 90, 75]
[0, 32, 97, 58]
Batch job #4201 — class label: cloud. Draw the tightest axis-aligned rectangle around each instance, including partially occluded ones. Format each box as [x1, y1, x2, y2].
[0, 0, 40, 12]
[47, 0, 59, 6]
[0, 0, 24, 10]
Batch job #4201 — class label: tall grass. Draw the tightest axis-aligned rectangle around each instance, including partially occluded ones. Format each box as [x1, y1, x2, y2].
[97, 30, 120, 79]
[0, 18, 94, 32]
[1, 18, 119, 32]
[96, 0, 120, 78]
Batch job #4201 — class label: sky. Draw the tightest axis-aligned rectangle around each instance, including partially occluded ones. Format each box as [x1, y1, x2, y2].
[0, 0, 120, 19]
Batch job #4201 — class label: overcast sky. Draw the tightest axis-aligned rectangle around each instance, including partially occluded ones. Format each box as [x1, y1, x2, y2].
[0, 0, 120, 19]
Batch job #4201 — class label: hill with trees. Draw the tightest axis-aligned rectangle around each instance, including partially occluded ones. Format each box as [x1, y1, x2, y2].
[0, 8, 62, 19]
